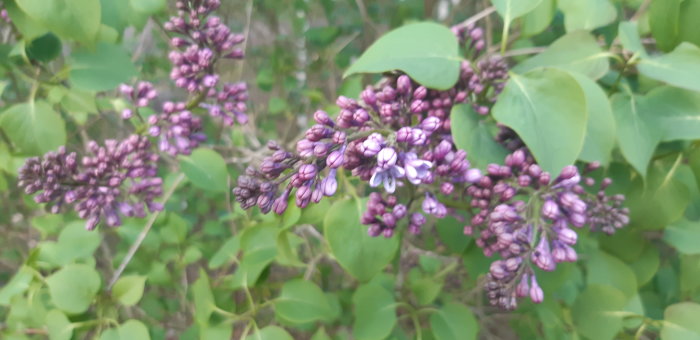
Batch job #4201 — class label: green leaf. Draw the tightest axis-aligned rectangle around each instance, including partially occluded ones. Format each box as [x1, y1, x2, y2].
[199, 323, 233, 340]
[586, 250, 638, 300]
[610, 92, 659, 176]
[46, 264, 101, 314]
[353, 283, 397, 340]
[435, 215, 471, 254]
[0, 266, 33, 305]
[661, 302, 700, 340]
[25, 33, 62, 62]
[208, 235, 241, 269]
[324, 198, 399, 282]
[520, 0, 556, 37]
[558, 0, 617, 32]
[644, 86, 700, 142]
[118, 320, 151, 340]
[514, 30, 610, 79]
[179, 148, 228, 193]
[408, 269, 443, 305]
[99, 329, 119, 340]
[490, 0, 543, 23]
[311, 327, 332, 340]
[275, 279, 334, 323]
[4, 0, 48, 40]
[61, 88, 98, 116]
[637, 43, 700, 92]
[649, 0, 682, 52]
[69, 43, 137, 91]
[111, 275, 147, 307]
[52, 221, 101, 265]
[344, 22, 460, 90]
[629, 245, 660, 287]
[569, 71, 616, 164]
[0, 101, 66, 156]
[492, 68, 587, 176]
[429, 302, 478, 340]
[627, 160, 691, 230]
[678, 0, 700, 48]
[679, 254, 700, 295]
[192, 269, 215, 325]
[665, 219, 700, 255]
[228, 225, 278, 289]
[16, 0, 100, 44]
[46, 309, 73, 340]
[619, 21, 646, 56]
[245, 326, 294, 340]
[450, 104, 509, 168]
[572, 285, 627, 340]
[129, 0, 165, 15]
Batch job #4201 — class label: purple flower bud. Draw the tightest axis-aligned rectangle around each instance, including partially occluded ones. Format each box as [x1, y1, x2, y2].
[377, 148, 398, 169]
[298, 164, 317, 181]
[361, 134, 383, 157]
[465, 168, 482, 183]
[396, 127, 412, 143]
[327, 150, 344, 169]
[557, 226, 577, 245]
[420, 117, 441, 133]
[396, 75, 412, 94]
[541, 200, 560, 219]
[314, 110, 333, 126]
[529, 276, 544, 303]
[321, 170, 338, 196]
[392, 204, 407, 219]
[516, 274, 530, 297]
[434, 140, 452, 160]
[410, 212, 426, 226]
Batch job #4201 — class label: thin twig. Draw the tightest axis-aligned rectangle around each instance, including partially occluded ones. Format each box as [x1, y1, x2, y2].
[456, 6, 496, 28]
[107, 173, 186, 289]
[235, 0, 254, 80]
[631, 0, 652, 22]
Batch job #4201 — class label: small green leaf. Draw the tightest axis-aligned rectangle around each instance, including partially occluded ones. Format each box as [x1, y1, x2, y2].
[569, 71, 616, 164]
[572, 285, 627, 340]
[661, 302, 700, 340]
[112, 275, 147, 307]
[558, 0, 617, 32]
[586, 250, 638, 300]
[450, 104, 508, 168]
[520, 0, 556, 37]
[490, 0, 543, 24]
[191, 269, 215, 325]
[435, 215, 471, 254]
[46, 309, 73, 340]
[46, 264, 101, 314]
[208, 235, 241, 269]
[70, 43, 137, 91]
[129, 0, 165, 15]
[245, 326, 294, 340]
[179, 148, 228, 193]
[311, 327, 332, 340]
[492, 68, 587, 176]
[324, 198, 399, 282]
[0, 266, 33, 305]
[228, 225, 278, 289]
[344, 22, 460, 90]
[637, 43, 700, 92]
[25, 33, 62, 62]
[644, 86, 700, 142]
[4, 0, 47, 40]
[627, 162, 691, 229]
[408, 269, 443, 305]
[429, 302, 479, 340]
[61, 88, 98, 116]
[0, 101, 66, 156]
[353, 283, 397, 340]
[649, 0, 682, 52]
[16, 0, 100, 44]
[514, 31, 610, 79]
[619, 21, 646, 55]
[199, 322, 233, 340]
[118, 320, 151, 340]
[275, 279, 334, 323]
[610, 92, 660, 176]
[664, 219, 700, 255]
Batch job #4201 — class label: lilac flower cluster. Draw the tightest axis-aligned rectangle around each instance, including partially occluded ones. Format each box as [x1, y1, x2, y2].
[164, 0, 249, 127]
[18, 136, 163, 230]
[147, 101, 206, 156]
[118, 82, 158, 119]
[466, 150, 629, 309]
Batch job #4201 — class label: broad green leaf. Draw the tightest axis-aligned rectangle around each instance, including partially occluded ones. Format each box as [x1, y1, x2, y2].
[46, 309, 73, 340]
[619, 21, 646, 55]
[99, 0, 131, 32]
[514, 31, 611, 79]
[587, 250, 638, 300]
[16, 0, 100, 44]
[649, 0, 682, 52]
[637, 43, 700, 92]
[46, 264, 101, 314]
[353, 283, 397, 340]
[208, 235, 241, 269]
[61, 89, 98, 116]
[644, 86, 700, 142]
[51, 221, 101, 265]
[199, 323, 233, 340]
[111, 275, 147, 307]
[192, 269, 215, 325]
[344, 22, 460, 90]
[275, 231, 305, 267]
[408, 269, 443, 305]
[572, 285, 627, 340]
[450, 104, 508, 168]
[311, 327, 332, 340]
[4, 0, 47, 40]
[661, 302, 700, 340]
[520, 0, 556, 37]
[275, 279, 334, 323]
[429, 303, 478, 340]
[664, 219, 700, 255]
[558, 0, 617, 32]
[228, 225, 278, 289]
[26, 33, 62, 62]
[324, 198, 399, 282]
[490, 0, 543, 23]
[610, 92, 659, 176]
[118, 320, 150, 340]
[0, 266, 33, 305]
[628, 245, 660, 287]
[627, 161, 691, 229]
[492, 68, 587, 176]
[435, 215, 471, 254]
[569, 71, 616, 165]
[69, 43, 137, 91]
[0, 101, 66, 156]
[129, 0, 165, 15]
[678, 0, 700, 48]
[679, 255, 700, 295]
[179, 148, 228, 193]
[245, 326, 294, 340]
